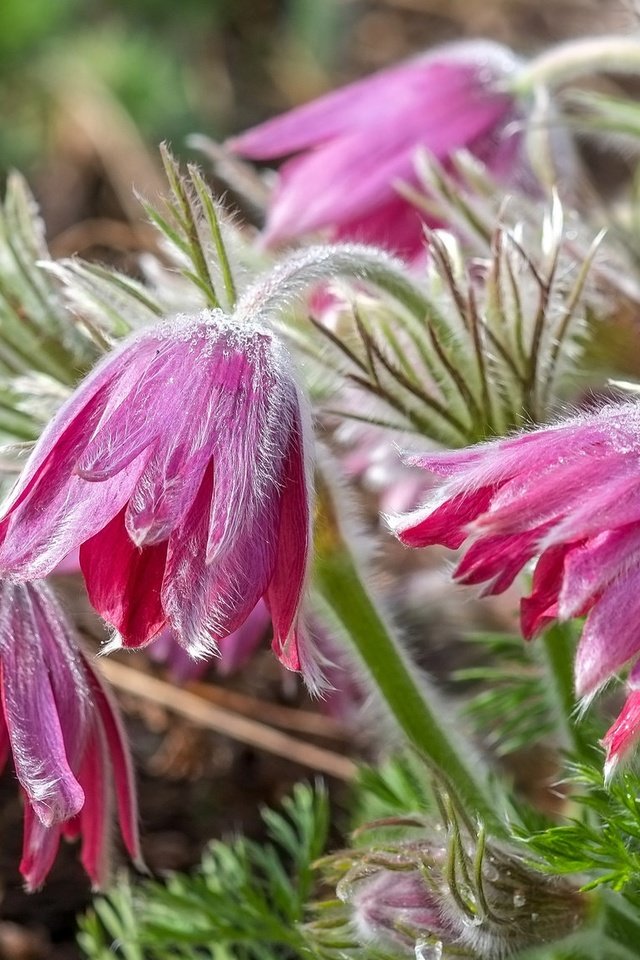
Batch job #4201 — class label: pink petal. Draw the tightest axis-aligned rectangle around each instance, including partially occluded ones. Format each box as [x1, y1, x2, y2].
[75, 337, 205, 484]
[0, 693, 9, 773]
[20, 804, 61, 891]
[546, 468, 640, 546]
[81, 509, 168, 647]
[455, 527, 549, 594]
[205, 346, 286, 563]
[332, 194, 432, 260]
[0, 587, 85, 826]
[218, 601, 271, 676]
[602, 691, 640, 780]
[574, 570, 640, 698]
[263, 91, 510, 242]
[0, 445, 149, 580]
[82, 657, 143, 867]
[228, 58, 438, 158]
[267, 419, 311, 670]
[76, 725, 112, 888]
[520, 543, 573, 639]
[395, 485, 495, 549]
[477, 456, 624, 536]
[163, 464, 279, 656]
[559, 526, 640, 620]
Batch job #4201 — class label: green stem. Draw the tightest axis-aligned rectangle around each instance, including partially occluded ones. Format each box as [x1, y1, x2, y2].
[512, 36, 640, 95]
[314, 477, 500, 830]
[539, 623, 591, 759]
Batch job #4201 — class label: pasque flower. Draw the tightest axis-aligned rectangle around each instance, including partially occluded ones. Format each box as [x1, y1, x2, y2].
[391, 402, 640, 710]
[335, 831, 585, 958]
[0, 581, 140, 889]
[0, 310, 316, 684]
[229, 40, 533, 258]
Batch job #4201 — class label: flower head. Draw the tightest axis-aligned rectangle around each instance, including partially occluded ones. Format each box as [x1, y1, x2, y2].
[329, 830, 585, 958]
[229, 40, 533, 259]
[0, 310, 317, 685]
[0, 581, 140, 889]
[391, 401, 640, 710]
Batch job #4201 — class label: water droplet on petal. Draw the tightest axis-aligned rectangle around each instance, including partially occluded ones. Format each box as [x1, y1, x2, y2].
[415, 939, 443, 960]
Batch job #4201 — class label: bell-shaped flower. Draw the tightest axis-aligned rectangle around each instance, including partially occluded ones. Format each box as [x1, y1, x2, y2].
[391, 402, 640, 722]
[229, 40, 534, 259]
[0, 310, 317, 686]
[0, 581, 141, 889]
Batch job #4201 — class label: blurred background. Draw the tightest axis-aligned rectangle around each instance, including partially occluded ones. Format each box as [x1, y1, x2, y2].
[0, 0, 636, 957]
[1, 0, 631, 241]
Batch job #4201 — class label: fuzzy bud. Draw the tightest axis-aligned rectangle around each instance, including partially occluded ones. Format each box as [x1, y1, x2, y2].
[331, 831, 587, 959]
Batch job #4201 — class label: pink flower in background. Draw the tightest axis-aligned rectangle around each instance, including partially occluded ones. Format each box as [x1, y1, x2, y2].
[0, 581, 140, 889]
[150, 600, 271, 682]
[391, 402, 640, 748]
[0, 311, 317, 686]
[229, 40, 532, 259]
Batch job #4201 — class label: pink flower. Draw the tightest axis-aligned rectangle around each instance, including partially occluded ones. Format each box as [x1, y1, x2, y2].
[0, 581, 141, 889]
[229, 40, 532, 259]
[391, 402, 640, 706]
[349, 868, 452, 950]
[0, 311, 316, 685]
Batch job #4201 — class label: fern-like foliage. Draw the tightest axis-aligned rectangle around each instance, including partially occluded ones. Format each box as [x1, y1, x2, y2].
[78, 782, 330, 960]
[453, 631, 556, 757]
[522, 763, 640, 899]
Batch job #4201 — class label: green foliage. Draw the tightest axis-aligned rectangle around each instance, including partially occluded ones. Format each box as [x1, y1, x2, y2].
[453, 631, 557, 757]
[304, 194, 598, 448]
[79, 782, 330, 960]
[452, 625, 600, 761]
[352, 753, 435, 830]
[0, 171, 101, 446]
[522, 763, 640, 900]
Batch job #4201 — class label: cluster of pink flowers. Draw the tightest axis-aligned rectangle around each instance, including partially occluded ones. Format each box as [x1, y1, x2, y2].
[2, 31, 634, 895]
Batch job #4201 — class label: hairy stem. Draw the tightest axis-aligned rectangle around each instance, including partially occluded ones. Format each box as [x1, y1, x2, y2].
[314, 470, 502, 831]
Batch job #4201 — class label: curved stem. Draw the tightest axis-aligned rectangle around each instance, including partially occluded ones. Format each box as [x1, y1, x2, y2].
[314, 470, 502, 832]
[512, 36, 640, 94]
[538, 623, 593, 761]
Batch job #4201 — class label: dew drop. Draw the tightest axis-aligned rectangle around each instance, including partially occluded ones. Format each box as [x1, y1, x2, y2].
[513, 891, 526, 908]
[414, 938, 443, 960]
[483, 862, 500, 882]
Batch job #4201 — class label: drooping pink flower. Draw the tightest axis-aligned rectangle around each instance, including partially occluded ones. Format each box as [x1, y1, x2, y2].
[0, 581, 141, 889]
[0, 311, 314, 681]
[390, 402, 640, 708]
[228, 40, 534, 259]
[0, 311, 317, 685]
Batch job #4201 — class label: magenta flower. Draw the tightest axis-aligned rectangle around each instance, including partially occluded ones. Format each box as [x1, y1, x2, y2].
[0, 581, 140, 889]
[0, 311, 316, 684]
[229, 40, 532, 259]
[391, 402, 640, 708]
